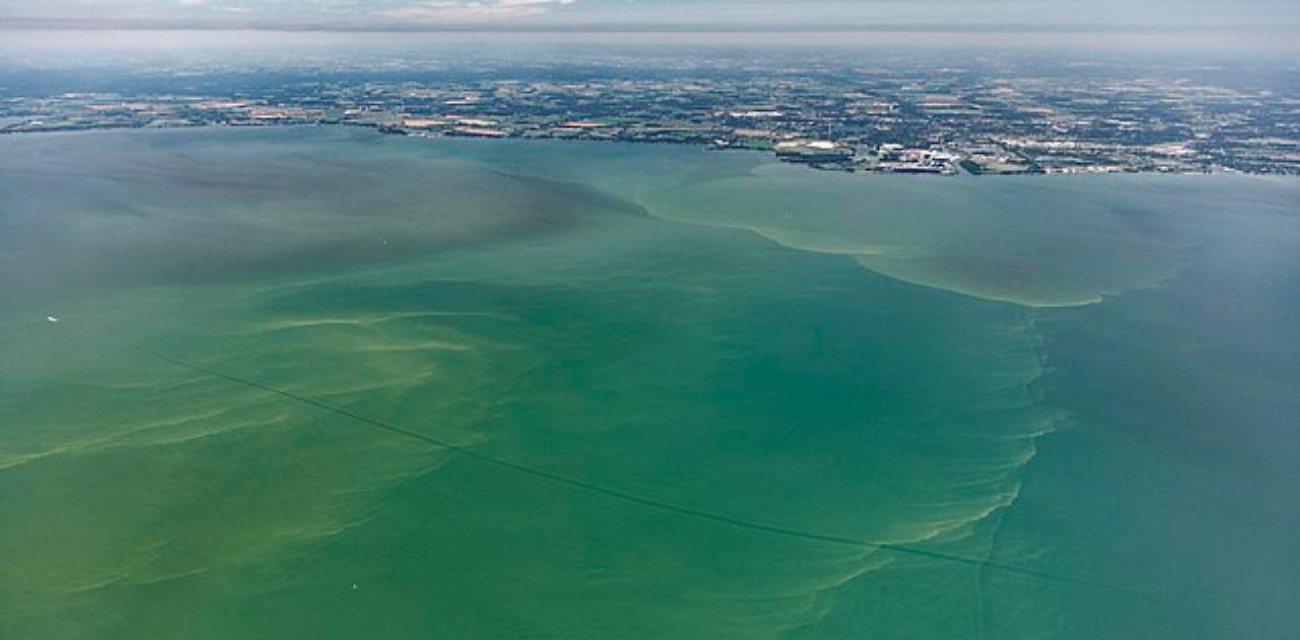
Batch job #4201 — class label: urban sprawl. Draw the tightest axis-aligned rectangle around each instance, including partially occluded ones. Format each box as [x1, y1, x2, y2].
[3, 58, 1297, 176]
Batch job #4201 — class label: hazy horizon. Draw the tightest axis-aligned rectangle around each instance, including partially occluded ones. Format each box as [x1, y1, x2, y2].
[1, 0, 1296, 34]
[1, 30, 1298, 62]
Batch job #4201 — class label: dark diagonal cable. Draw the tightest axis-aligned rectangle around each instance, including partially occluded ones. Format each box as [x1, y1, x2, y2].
[132, 344, 1143, 597]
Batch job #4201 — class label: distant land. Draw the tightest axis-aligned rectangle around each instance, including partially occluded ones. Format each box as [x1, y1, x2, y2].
[2, 43, 1296, 176]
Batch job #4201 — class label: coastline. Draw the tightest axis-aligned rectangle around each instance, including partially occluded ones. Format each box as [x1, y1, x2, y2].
[0, 120, 1280, 179]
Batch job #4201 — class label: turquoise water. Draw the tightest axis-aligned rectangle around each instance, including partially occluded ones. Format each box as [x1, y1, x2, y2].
[1, 127, 1297, 639]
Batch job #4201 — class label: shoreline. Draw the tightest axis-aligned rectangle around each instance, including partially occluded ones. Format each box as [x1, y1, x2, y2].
[0, 121, 1268, 178]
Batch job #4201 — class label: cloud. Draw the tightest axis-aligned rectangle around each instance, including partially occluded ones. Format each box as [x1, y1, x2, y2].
[375, 0, 576, 23]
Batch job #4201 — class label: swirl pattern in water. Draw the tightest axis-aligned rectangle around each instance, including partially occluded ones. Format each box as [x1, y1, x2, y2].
[1, 128, 1297, 639]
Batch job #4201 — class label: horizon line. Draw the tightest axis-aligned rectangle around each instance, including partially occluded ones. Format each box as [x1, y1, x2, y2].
[2, 19, 1296, 35]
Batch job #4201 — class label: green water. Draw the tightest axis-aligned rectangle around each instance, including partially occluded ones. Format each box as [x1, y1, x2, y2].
[1, 127, 1297, 639]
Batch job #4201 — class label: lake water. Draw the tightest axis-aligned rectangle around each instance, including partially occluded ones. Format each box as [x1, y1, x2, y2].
[2, 127, 1297, 639]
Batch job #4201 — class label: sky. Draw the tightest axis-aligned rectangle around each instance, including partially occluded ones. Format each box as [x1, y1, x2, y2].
[1, 0, 1296, 32]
